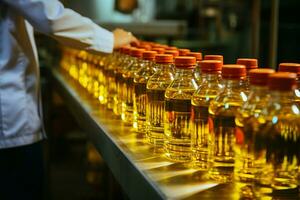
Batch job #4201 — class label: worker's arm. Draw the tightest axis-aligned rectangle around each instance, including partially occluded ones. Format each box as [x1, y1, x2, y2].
[1, 0, 136, 53]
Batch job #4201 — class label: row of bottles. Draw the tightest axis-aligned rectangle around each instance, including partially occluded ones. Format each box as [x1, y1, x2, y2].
[60, 42, 300, 197]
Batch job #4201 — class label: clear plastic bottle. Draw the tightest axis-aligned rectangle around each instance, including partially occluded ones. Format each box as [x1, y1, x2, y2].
[247, 72, 300, 197]
[208, 64, 247, 182]
[164, 56, 198, 162]
[279, 63, 300, 105]
[187, 52, 203, 85]
[204, 55, 224, 64]
[151, 47, 165, 54]
[236, 58, 258, 91]
[104, 53, 118, 110]
[191, 60, 223, 169]
[115, 47, 132, 116]
[146, 54, 175, 147]
[234, 69, 275, 184]
[133, 51, 157, 132]
[122, 48, 145, 124]
[164, 50, 179, 62]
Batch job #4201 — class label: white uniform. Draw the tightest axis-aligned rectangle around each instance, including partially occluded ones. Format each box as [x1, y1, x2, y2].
[0, 0, 113, 149]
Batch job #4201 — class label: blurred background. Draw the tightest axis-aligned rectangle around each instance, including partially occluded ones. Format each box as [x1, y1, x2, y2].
[38, 0, 300, 199]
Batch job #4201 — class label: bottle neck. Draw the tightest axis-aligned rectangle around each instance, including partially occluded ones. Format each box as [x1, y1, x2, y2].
[269, 90, 296, 104]
[201, 72, 221, 82]
[175, 68, 194, 77]
[222, 78, 246, 90]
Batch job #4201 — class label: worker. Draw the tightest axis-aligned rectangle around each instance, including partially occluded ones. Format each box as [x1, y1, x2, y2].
[0, 0, 138, 199]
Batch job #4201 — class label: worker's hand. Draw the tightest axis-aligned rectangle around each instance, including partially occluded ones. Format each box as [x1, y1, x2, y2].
[113, 28, 138, 49]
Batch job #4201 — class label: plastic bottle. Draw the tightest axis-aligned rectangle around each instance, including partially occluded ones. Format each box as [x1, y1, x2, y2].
[191, 60, 223, 169]
[248, 72, 299, 197]
[187, 52, 203, 84]
[146, 54, 175, 147]
[236, 58, 258, 91]
[279, 63, 300, 105]
[133, 51, 157, 132]
[122, 48, 145, 124]
[208, 64, 247, 182]
[234, 69, 275, 184]
[164, 56, 198, 162]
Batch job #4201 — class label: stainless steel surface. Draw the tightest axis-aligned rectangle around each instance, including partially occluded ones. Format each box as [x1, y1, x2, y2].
[269, 0, 279, 68]
[51, 68, 298, 200]
[99, 20, 187, 37]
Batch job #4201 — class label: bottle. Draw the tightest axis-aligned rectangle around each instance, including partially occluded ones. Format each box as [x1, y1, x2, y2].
[122, 48, 145, 124]
[248, 72, 299, 197]
[236, 58, 258, 91]
[133, 51, 157, 132]
[104, 53, 118, 110]
[208, 64, 247, 182]
[165, 46, 178, 51]
[191, 60, 223, 169]
[234, 69, 275, 184]
[164, 56, 198, 162]
[114, 47, 132, 116]
[146, 54, 175, 147]
[279, 63, 300, 105]
[178, 48, 191, 56]
[204, 55, 223, 63]
[187, 52, 203, 85]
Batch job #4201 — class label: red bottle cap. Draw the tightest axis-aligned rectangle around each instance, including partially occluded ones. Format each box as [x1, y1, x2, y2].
[164, 50, 179, 58]
[155, 54, 173, 64]
[248, 68, 275, 86]
[200, 60, 222, 73]
[142, 51, 157, 61]
[178, 48, 191, 56]
[121, 46, 131, 54]
[165, 46, 178, 50]
[204, 55, 224, 63]
[236, 58, 258, 70]
[278, 63, 300, 77]
[222, 64, 246, 79]
[124, 47, 135, 55]
[186, 52, 203, 61]
[175, 56, 196, 69]
[152, 47, 165, 54]
[138, 44, 151, 50]
[131, 48, 145, 58]
[268, 72, 297, 91]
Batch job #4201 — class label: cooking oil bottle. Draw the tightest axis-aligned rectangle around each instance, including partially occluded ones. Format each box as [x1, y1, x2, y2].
[164, 50, 179, 60]
[133, 51, 157, 132]
[104, 52, 118, 110]
[114, 47, 132, 116]
[146, 54, 175, 147]
[236, 58, 258, 91]
[279, 63, 300, 105]
[191, 60, 223, 169]
[151, 47, 165, 54]
[122, 48, 145, 124]
[204, 55, 223, 63]
[208, 64, 247, 182]
[164, 56, 198, 162]
[247, 72, 300, 197]
[187, 52, 203, 85]
[234, 68, 275, 183]
[97, 54, 108, 105]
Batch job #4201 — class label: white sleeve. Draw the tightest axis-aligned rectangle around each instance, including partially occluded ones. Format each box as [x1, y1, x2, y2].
[1, 0, 114, 53]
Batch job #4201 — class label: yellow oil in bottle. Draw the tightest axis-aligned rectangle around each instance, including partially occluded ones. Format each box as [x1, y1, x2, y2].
[191, 60, 222, 169]
[164, 56, 198, 162]
[208, 64, 247, 182]
[104, 53, 117, 110]
[146, 54, 174, 147]
[133, 51, 157, 133]
[97, 55, 107, 105]
[245, 73, 300, 198]
[121, 48, 145, 124]
[234, 69, 275, 184]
